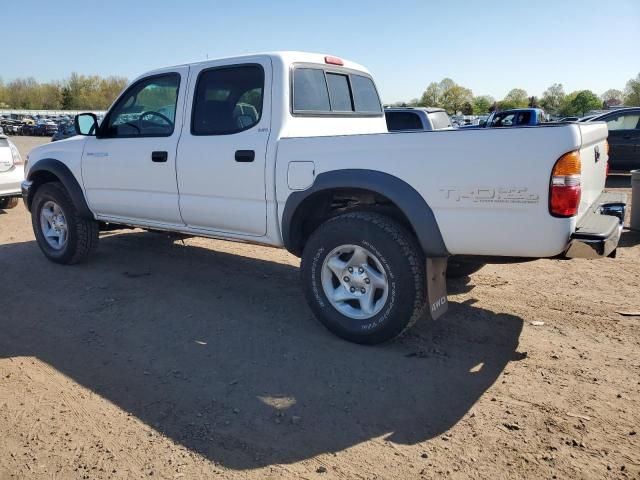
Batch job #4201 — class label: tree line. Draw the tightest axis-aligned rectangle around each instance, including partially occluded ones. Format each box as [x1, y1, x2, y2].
[0, 73, 129, 110]
[2, 71, 639, 116]
[394, 72, 640, 117]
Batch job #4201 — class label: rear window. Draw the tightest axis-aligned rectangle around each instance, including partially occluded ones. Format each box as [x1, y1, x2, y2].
[292, 67, 381, 115]
[429, 111, 453, 130]
[385, 112, 423, 131]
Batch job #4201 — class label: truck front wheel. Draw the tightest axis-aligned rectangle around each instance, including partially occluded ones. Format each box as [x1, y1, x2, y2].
[31, 182, 99, 264]
[301, 211, 427, 345]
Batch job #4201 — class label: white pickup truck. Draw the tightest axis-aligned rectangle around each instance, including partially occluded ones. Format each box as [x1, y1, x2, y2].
[22, 51, 626, 344]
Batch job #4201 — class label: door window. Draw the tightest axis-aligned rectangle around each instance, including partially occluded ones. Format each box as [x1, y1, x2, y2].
[605, 113, 640, 131]
[102, 73, 180, 138]
[490, 112, 516, 127]
[191, 65, 264, 135]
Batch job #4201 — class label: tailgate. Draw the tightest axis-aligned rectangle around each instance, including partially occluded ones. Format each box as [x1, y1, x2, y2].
[577, 122, 609, 219]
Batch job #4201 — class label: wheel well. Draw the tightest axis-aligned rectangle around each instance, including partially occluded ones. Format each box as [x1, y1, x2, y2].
[27, 171, 61, 208]
[287, 188, 418, 256]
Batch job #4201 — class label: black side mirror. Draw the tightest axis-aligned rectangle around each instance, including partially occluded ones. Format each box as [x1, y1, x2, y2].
[74, 113, 98, 136]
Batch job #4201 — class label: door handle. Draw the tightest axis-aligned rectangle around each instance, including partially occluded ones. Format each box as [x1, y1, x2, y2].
[152, 151, 168, 162]
[235, 150, 255, 162]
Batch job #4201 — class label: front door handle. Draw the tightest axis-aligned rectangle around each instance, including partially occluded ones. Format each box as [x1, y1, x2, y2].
[152, 151, 168, 162]
[235, 150, 255, 162]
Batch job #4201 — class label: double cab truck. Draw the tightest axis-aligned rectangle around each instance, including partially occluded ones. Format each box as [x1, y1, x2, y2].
[22, 52, 626, 344]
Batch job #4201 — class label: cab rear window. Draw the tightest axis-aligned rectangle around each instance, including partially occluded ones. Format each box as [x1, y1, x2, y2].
[292, 67, 382, 115]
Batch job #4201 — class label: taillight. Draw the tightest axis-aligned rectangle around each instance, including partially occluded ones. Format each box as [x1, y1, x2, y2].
[8, 141, 23, 166]
[605, 141, 610, 177]
[550, 151, 581, 217]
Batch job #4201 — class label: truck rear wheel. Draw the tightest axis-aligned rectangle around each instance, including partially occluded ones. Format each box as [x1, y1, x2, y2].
[31, 182, 99, 264]
[301, 211, 427, 345]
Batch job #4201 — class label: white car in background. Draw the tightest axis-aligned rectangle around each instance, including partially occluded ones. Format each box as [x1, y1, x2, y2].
[0, 135, 24, 209]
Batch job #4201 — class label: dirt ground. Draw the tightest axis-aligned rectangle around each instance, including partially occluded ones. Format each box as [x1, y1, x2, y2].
[1, 136, 638, 480]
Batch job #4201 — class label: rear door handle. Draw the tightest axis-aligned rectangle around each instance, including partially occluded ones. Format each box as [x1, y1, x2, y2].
[235, 150, 255, 162]
[152, 151, 168, 162]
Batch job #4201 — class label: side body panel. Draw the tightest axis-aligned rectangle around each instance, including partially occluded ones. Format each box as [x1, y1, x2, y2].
[276, 123, 609, 258]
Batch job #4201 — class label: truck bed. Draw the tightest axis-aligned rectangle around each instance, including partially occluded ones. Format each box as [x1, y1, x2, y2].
[276, 123, 609, 258]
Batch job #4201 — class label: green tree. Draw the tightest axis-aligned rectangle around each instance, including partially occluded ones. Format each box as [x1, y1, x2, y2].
[419, 82, 441, 107]
[571, 90, 601, 116]
[472, 95, 494, 114]
[461, 101, 473, 115]
[540, 83, 565, 114]
[440, 83, 473, 114]
[624, 73, 640, 106]
[559, 91, 580, 116]
[498, 88, 528, 110]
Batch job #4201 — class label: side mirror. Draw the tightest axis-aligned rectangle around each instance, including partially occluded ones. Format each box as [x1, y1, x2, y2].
[74, 113, 98, 136]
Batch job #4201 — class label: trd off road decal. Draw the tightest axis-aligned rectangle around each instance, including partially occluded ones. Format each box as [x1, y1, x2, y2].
[440, 187, 539, 205]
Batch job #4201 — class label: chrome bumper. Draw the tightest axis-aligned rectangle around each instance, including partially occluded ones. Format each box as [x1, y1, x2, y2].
[564, 192, 627, 259]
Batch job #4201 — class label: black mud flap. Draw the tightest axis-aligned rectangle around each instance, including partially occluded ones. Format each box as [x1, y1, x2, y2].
[426, 257, 448, 320]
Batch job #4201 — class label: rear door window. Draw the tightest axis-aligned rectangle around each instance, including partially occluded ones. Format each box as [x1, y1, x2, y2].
[605, 113, 640, 131]
[191, 65, 264, 135]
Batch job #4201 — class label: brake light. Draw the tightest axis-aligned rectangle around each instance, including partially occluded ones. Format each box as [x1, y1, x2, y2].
[324, 56, 344, 66]
[550, 151, 581, 217]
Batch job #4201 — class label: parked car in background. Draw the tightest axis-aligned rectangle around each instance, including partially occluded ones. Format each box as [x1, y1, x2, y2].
[34, 119, 58, 137]
[586, 107, 640, 171]
[468, 108, 547, 128]
[0, 135, 24, 209]
[1, 120, 22, 135]
[52, 123, 78, 142]
[385, 107, 453, 131]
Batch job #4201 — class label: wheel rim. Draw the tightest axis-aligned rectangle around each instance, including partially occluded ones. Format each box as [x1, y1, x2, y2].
[39, 200, 68, 250]
[321, 244, 389, 320]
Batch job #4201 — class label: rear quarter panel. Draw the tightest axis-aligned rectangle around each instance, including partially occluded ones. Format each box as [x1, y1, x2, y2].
[277, 124, 602, 258]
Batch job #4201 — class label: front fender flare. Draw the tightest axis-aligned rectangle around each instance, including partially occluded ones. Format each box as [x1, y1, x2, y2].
[281, 169, 448, 257]
[25, 158, 93, 219]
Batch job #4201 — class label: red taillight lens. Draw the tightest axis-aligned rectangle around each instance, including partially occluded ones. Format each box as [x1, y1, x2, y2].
[324, 55, 344, 66]
[550, 185, 581, 216]
[549, 151, 581, 217]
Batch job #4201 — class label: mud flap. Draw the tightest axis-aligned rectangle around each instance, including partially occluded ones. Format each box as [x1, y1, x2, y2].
[426, 257, 448, 320]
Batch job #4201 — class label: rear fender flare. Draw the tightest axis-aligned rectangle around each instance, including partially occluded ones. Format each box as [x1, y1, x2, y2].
[281, 169, 448, 257]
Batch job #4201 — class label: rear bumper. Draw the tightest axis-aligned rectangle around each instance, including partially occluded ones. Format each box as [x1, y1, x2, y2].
[564, 192, 627, 259]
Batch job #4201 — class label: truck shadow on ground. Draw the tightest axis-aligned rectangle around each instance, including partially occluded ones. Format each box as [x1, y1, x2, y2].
[0, 232, 525, 470]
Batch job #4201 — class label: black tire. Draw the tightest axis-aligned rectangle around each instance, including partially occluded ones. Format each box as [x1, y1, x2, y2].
[0, 197, 19, 209]
[301, 211, 427, 345]
[446, 257, 485, 278]
[31, 182, 99, 264]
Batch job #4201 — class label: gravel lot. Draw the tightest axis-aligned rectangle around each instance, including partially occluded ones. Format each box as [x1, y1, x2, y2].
[1, 136, 638, 479]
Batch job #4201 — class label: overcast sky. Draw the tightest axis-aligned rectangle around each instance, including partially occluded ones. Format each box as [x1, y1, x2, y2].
[3, 0, 639, 102]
